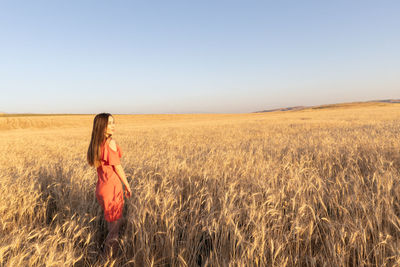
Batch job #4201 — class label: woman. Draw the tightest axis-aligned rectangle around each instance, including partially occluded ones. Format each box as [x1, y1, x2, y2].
[87, 113, 132, 255]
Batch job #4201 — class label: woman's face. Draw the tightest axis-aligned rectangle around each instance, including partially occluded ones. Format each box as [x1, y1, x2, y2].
[105, 116, 115, 137]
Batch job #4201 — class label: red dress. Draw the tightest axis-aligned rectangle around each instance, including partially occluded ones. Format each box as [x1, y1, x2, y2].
[96, 138, 124, 222]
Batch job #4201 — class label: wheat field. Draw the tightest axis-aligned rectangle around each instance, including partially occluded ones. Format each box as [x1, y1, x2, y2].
[1, 103, 400, 266]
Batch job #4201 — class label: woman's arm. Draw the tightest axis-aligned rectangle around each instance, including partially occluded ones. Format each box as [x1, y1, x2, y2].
[114, 165, 132, 198]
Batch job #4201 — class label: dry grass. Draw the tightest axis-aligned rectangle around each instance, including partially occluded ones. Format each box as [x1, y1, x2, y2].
[1, 103, 400, 266]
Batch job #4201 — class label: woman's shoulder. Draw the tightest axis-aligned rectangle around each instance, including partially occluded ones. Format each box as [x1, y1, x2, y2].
[107, 138, 118, 152]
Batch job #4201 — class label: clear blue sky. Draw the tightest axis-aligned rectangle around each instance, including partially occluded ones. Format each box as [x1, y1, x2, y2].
[1, 1, 399, 114]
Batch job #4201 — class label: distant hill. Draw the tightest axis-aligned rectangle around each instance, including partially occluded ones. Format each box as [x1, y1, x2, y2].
[255, 99, 400, 113]
[373, 99, 400, 103]
[255, 106, 307, 113]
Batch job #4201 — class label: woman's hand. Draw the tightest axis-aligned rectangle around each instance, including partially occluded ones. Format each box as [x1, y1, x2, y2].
[114, 165, 132, 198]
[125, 185, 132, 198]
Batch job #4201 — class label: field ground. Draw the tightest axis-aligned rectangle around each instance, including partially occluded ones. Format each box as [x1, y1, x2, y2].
[1, 103, 400, 266]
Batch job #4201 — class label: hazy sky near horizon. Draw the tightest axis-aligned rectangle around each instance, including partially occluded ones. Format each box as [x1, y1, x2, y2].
[1, 1, 399, 114]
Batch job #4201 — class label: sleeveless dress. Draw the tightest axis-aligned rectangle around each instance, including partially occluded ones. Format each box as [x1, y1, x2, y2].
[96, 138, 124, 222]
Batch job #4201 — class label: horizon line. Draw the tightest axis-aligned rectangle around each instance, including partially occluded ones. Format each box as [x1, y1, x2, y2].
[1, 98, 399, 116]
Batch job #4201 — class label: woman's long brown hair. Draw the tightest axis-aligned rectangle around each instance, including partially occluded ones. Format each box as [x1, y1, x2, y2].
[87, 113, 112, 167]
